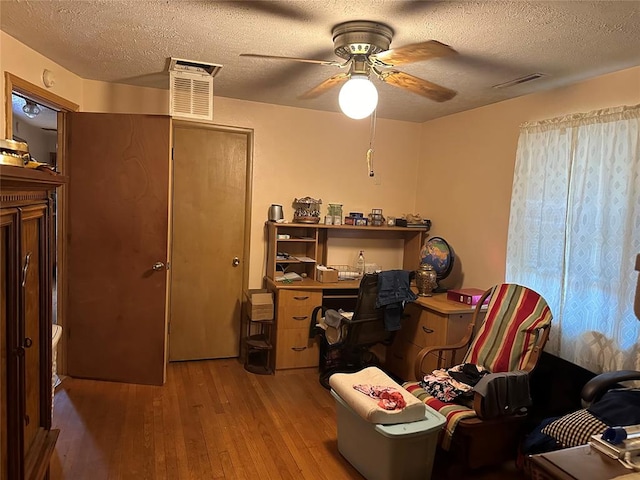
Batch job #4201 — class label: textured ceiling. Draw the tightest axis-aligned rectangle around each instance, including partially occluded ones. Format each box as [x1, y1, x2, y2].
[2, 1, 639, 123]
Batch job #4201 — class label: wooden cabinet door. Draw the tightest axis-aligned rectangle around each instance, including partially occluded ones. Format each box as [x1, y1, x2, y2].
[0, 208, 18, 480]
[19, 204, 48, 458]
[67, 113, 170, 386]
[1, 201, 55, 480]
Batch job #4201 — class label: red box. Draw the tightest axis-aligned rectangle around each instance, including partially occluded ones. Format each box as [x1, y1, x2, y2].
[447, 288, 489, 306]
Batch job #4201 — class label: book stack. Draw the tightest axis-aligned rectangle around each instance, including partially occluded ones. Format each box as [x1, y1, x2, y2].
[447, 288, 489, 306]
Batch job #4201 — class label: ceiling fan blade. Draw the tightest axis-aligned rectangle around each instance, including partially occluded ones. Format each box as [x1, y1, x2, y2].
[299, 73, 349, 99]
[380, 71, 457, 102]
[239, 53, 342, 67]
[372, 40, 457, 66]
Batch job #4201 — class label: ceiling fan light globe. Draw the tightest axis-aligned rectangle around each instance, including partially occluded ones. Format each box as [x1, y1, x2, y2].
[338, 76, 378, 119]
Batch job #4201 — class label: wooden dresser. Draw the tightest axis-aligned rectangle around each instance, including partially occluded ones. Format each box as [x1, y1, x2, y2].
[1, 166, 65, 480]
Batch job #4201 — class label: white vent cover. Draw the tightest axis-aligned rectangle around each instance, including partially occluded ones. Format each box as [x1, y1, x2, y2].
[168, 58, 222, 121]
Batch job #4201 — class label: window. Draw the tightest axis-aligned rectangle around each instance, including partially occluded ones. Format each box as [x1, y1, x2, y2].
[506, 105, 640, 373]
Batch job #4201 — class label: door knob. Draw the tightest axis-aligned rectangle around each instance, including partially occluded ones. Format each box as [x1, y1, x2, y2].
[232, 257, 240, 267]
[152, 262, 166, 271]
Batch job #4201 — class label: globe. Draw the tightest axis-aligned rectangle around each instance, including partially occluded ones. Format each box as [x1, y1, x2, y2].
[420, 237, 455, 291]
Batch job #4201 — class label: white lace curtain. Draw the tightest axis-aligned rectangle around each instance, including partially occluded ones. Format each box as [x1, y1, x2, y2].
[506, 105, 640, 373]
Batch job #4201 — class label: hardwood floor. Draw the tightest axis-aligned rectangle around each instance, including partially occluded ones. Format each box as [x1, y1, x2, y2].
[50, 359, 526, 479]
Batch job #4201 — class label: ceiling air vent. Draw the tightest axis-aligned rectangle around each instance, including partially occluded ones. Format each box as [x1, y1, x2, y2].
[492, 73, 546, 89]
[168, 58, 222, 121]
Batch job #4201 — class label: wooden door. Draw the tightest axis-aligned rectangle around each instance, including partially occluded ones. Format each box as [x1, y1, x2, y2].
[169, 124, 250, 360]
[66, 113, 170, 385]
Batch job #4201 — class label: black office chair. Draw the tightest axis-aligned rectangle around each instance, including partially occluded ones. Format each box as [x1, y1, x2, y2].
[309, 273, 397, 389]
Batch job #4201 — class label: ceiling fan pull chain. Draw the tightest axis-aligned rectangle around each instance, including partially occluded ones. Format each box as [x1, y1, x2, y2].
[367, 109, 377, 177]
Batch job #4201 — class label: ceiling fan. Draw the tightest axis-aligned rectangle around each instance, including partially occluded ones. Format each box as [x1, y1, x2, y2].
[240, 20, 458, 119]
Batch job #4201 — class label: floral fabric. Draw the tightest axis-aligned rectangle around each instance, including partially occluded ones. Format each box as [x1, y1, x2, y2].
[353, 384, 407, 410]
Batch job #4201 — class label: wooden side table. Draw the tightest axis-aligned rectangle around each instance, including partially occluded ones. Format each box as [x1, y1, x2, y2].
[528, 444, 631, 480]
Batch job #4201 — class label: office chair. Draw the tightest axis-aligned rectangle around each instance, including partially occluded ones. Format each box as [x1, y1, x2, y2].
[403, 283, 553, 469]
[309, 273, 397, 389]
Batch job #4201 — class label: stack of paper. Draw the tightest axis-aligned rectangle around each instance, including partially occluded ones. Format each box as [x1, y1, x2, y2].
[275, 272, 303, 282]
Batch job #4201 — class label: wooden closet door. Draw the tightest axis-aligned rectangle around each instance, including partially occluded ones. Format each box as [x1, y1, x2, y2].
[67, 113, 171, 385]
[169, 125, 249, 361]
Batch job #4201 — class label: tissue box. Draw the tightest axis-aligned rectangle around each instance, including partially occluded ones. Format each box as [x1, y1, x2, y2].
[317, 268, 339, 283]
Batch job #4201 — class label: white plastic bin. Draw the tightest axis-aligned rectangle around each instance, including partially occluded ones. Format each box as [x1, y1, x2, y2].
[331, 389, 445, 480]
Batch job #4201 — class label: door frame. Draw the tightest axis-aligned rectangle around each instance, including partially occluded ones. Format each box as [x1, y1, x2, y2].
[169, 120, 254, 358]
[4, 73, 79, 377]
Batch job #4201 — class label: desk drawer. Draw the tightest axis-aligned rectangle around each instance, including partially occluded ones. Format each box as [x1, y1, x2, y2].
[412, 310, 447, 348]
[279, 289, 322, 307]
[279, 307, 316, 329]
[277, 290, 322, 330]
[276, 329, 319, 369]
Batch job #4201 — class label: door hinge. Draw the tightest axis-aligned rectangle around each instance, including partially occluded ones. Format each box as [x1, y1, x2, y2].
[171, 147, 174, 160]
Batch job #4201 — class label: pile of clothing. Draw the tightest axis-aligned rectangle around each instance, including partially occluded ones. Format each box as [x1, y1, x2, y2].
[420, 363, 489, 402]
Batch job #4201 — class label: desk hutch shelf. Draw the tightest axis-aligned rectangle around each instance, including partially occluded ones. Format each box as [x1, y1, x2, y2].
[266, 222, 428, 282]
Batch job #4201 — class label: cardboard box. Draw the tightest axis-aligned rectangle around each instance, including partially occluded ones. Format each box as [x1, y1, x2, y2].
[447, 288, 489, 306]
[317, 267, 339, 283]
[245, 289, 274, 321]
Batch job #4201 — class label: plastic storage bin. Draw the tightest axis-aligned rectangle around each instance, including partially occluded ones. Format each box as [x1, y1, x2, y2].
[331, 389, 445, 480]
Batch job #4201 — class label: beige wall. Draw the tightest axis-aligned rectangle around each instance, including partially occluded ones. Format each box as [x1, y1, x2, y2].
[417, 66, 640, 290]
[83, 79, 169, 114]
[212, 98, 422, 286]
[0, 31, 83, 135]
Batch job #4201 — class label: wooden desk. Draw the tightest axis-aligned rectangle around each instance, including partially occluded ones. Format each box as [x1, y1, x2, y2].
[265, 276, 484, 376]
[266, 278, 362, 371]
[528, 445, 630, 480]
